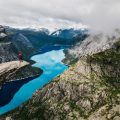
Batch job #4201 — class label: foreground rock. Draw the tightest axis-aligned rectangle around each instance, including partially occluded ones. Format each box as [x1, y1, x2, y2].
[0, 60, 42, 89]
[0, 61, 29, 86]
[0, 61, 29, 76]
[1, 38, 120, 120]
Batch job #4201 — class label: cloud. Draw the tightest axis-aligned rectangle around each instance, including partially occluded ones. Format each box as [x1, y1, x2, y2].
[0, 0, 120, 32]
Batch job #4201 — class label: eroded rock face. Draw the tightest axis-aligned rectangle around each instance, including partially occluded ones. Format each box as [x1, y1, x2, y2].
[0, 26, 36, 61]
[1, 40, 120, 120]
[0, 43, 18, 63]
[0, 25, 7, 40]
[0, 26, 41, 88]
[0, 26, 17, 63]
[11, 33, 35, 57]
[69, 33, 120, 58]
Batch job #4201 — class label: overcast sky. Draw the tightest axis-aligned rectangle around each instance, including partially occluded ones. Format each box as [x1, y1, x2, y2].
[0, 0, 120, 32]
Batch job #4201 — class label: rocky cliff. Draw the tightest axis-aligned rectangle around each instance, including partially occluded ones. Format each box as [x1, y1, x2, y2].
[11, 33, 35, 59]
[0, 42, 18, 63]
[1, 37, 120, 120]
[63, 32, 120, 65]
[0, 26, 42, 87]
[0, 25, 7, 40]
[0, 62, 42, 88]
[0, 26, 17, 63]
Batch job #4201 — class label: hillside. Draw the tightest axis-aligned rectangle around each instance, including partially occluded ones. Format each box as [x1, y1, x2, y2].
[1, 37, 120, 120]
[5, 27, 88, 50]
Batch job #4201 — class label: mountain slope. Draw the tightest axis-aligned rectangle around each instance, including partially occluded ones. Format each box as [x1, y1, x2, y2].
[0, 41, 18, 63]
[11, 33, 35, 58]
[51, 28, 88, 39]
[2, 37, 120, 120]
[0, 26, 42, 87]
[6, 27, 88, 48]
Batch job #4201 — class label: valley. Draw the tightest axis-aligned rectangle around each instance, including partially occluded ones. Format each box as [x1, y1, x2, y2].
[0, 25, 119, 120]
[0, 25, 87, 118]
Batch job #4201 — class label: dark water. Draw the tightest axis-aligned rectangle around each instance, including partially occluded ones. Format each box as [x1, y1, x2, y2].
[39, 44, 70, 54]
[30, 44, 70, 57]
[0, 75, 39, 107]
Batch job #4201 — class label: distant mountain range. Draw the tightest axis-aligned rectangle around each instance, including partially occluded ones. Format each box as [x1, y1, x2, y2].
[5, 26, 88, 41]
[5, 26, 88, 52]
[51, 28, 88, 39]
[0, 26, 88, 61]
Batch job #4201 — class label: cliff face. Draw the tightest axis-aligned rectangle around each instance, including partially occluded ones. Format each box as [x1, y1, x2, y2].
[0, 41, 41, 86]
[0, 25, 7, 40]
[0, 42, 18, 63]
[0, 63, 42, 88]
[0, 26, 18, 63]
[0, 26, 41, 87]
[0, 26, 36, 62]
[2, 41, 120, 120]
[11, 33, 35, 59]
[68, 33, 120, 58]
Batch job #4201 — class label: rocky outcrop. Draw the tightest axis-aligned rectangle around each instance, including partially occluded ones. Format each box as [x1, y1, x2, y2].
[69, 33, 120, 58]
[63, 32, 120, 65]
[0, 61, 28, 87]
[0, 61, 42, 89]
[0, 25, 7, 40]
[0, 26, 19, 63]
[0, 61, 29, 76]
[11, 33, 35, 59]
[1, 39, 120, 120]
[0, 26, 36, 61]
[0, 26, 42, 89]
[0, 42, 18, 63]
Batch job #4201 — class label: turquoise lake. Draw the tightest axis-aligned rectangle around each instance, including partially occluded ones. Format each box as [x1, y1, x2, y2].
[0, 49, 68, 115]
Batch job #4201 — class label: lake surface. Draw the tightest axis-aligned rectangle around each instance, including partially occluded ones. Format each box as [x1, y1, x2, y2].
[0, 48, 68, 115]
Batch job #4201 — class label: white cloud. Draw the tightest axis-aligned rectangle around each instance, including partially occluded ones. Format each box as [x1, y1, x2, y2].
[0, 0, 120, 32]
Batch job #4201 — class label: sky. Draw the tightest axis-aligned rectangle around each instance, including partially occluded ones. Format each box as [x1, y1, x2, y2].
[0, 0, 120, 32]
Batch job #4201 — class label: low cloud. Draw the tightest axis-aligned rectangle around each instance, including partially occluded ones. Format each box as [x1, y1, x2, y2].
[0, 0, 120, 33]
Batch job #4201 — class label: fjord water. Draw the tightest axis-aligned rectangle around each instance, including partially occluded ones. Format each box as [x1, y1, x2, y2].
[0, 49, 68, 115]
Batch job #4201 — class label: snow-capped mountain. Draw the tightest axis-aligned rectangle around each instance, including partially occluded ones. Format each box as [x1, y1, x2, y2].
[51, 28, 88, 39]
[4, 26, 88, 52]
